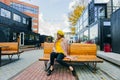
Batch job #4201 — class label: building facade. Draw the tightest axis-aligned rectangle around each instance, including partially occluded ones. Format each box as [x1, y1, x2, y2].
[75, 0, 120, 51]
[1, 0, 39, 33]
[0, 2, 40, 45]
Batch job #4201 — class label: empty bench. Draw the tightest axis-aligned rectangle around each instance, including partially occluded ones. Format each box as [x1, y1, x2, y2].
[0, 42, 23, 60]
[39, 42, 103, 72]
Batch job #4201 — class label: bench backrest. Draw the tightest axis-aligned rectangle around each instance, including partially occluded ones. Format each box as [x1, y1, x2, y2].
[43, 43, 97, 56]
[70, 43, 97, 55]
[44, 42, 54, 54]
[0, 42, 19, 51]
[44, 42, 70, 54]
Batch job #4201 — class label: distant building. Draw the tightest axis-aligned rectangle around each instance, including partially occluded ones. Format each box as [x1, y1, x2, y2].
[0, 2, 40, 46]
[1, 0, 39, 33]
[63, 28, 73, 41]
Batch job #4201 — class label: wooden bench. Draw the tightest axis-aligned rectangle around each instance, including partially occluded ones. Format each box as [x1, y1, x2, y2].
[0, 42, 23, 60]
[39, 42, 103, 72]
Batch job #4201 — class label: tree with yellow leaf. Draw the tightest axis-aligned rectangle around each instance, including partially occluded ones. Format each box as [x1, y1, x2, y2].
[69, 5, 85, 26]
[68, 5, 85, 35]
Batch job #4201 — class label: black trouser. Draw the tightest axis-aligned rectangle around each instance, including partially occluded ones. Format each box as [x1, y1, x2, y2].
[50, 52, 69, 68]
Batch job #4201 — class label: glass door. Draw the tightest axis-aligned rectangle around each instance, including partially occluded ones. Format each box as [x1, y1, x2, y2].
[20, 32, 24, 46]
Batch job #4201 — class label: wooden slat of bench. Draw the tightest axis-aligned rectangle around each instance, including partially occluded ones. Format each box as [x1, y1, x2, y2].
[1, 51, 24, 55]
[70, 43, 97, 55]
[70, 58, 103, 62]
[44, 43, 54, 54]
[39, 57, 71, 61]
[39, 58, 71, 61]
[39, 54, 71, 61]
[39, 55, 103, 63]
[69, 55, 103, 62]
[1, 51, 18, 55]
[0, 42, 18, 51]
[39, 57, 103, 63]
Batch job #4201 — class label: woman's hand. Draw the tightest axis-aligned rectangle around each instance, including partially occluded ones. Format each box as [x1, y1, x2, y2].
[65, 56, 78, 60]
[65, 56, 73, 60]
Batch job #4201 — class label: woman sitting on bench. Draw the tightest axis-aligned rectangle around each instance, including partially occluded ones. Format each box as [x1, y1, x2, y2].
[47, 30, 76, 76]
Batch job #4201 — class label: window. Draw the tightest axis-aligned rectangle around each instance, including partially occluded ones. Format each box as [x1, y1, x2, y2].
[80, 25, 83, 30]
[90, 24, 98, 39]
[10, 2, 38, 14]
[32, 28, 37, 31]
[80, 33, 83, 41]
[29, 35, 34, 40]
[79, 18, 82, 25]
[113, 0, 120, 6]
[83, 30, 89, 41]
[35, 35, 39, 41]
[94, 7, 98, 21]
[0, 8, 11, 19]
[33, 22, 38, 25]
[83, 8, 88, 21]
[13, 33, 17, 41]
[13, 13, 21, 22]
[83, 19, 88, 28]
[26, 20, 29, 25]
[23, 17, 26, 24]
[84, 30, 88, 37]
[32, 17, 38, 20]
[99, 7, 105, 18]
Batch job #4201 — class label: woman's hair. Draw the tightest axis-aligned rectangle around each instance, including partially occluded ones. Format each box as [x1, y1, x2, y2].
[60, 34, 64, 38]
[57, 30, 64, 38]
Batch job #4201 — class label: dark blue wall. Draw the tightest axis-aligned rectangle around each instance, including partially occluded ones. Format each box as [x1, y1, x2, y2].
[111, 8, 120, 53]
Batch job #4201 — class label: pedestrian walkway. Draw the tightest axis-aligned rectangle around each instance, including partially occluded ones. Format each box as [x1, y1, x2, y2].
[0, 49, 43, 80]
[97, 51, 120, 66]
[10, 61, 76, 80]
[97, 51, 120, 80]
[0, 50, 120, 80]
[76, 59, 120, 80]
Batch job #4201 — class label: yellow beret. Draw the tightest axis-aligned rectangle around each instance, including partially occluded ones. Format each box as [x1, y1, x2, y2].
[57, 30, 64, 36]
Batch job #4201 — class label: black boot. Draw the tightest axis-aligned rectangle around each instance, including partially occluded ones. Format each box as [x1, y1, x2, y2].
[71, 69, 76, 76]
[47, 69, 54, 76]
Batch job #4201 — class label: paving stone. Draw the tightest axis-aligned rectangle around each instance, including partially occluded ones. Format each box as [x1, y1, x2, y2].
[11, 62, 76, 80]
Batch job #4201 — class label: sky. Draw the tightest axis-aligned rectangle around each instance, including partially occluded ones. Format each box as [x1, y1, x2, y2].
[20, 0, 74, 36]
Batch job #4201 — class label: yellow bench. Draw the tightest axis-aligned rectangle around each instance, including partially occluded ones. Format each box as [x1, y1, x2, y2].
[0, 42, 23, 60]
[39, 42, 103, 72]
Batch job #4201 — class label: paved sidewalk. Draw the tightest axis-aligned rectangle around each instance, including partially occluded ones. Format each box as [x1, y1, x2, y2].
[0, 49, 43, 80]
[76, 60, 120, 80]
[97, 51, 120, 80]
[97, 51, 120, 66]
[0, 50, 120, 80]
[10, 58, 120, 80]
[11, 61, 76, 80]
